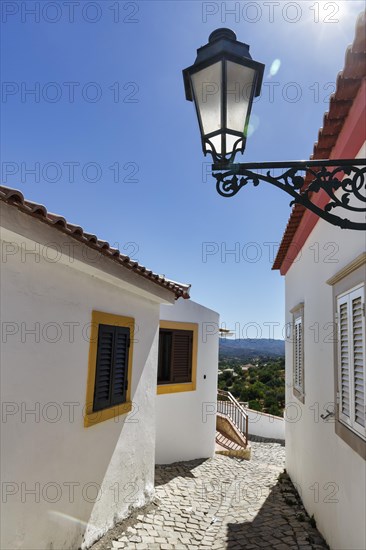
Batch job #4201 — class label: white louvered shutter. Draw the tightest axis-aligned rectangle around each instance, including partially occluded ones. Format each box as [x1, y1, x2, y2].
[337, 295, 351, 423]
[337, 286, 365, 439]
[294, 316, 303, 394]
[350, 287, 365, 436]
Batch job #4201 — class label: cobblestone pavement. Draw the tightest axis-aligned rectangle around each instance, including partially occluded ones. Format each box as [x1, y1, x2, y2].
[91, 442, 328, 550]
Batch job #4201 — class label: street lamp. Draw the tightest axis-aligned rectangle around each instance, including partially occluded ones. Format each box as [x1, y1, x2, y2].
[183, 29, 366, 231]
[183, 28, 264, 164]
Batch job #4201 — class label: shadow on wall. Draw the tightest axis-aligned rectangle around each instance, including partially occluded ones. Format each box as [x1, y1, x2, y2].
[226, 473, 329, 549]
[26, 319, 159, 549]
[81, 321, 159, 545]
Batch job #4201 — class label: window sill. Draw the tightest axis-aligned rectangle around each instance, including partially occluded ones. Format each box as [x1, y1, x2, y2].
[293, 387, 305, 404]
[157, 382, 196, 395]
[84, 401, 132, 427]
[335, 418, 366, 459]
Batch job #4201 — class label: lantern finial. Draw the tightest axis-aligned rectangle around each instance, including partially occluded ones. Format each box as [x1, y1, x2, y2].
[208, 28, 237, 43]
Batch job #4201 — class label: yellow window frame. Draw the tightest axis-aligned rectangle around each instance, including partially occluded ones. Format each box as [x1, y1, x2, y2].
[84, 310, 134, 427]
[157, 321, 198, 395]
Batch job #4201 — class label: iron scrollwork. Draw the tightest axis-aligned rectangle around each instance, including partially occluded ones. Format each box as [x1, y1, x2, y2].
[212, 159, 366, 230]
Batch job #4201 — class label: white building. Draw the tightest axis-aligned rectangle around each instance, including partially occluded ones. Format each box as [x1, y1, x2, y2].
[0, 186, 219, 549]
[273, 14, 365, 550]
[156, 299, 219, 464]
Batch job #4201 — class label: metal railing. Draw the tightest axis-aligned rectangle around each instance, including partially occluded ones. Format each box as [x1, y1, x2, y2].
[217, 389, 249, 446]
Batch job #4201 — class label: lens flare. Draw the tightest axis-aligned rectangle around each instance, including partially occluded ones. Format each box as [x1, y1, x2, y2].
[245, 114, 260, 138]
[48, 510, 88, 528]
[268, 59, 281, 78]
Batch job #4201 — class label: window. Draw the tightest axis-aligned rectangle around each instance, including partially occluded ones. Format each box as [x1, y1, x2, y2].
[158, 329, 192, 384]
[93, 324, 130, 411]
[291, 303, 304, 402]
[84, 311, 134, 427]
[337, 285, 365, 440]
[157, 321, 198, 394]
[327, 253, 366, 458]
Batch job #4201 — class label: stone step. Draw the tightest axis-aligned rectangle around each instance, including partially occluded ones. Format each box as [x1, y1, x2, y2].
[215, 431, 243, 451]
[215, 430, 251, 460]
[248, 433, 285, 445]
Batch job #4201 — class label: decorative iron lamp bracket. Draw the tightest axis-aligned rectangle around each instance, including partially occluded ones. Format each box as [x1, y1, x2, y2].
[211, 159, 366, 230]
[183, 29, 365, 231]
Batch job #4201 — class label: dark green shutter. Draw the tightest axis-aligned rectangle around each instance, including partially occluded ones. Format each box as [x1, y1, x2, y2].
[93, 324, 114, 411]
[158, 330, 173, 383]
[111, 327, 129, 406]
[171, 331, 193, 383]
[93, 324, 130, 412]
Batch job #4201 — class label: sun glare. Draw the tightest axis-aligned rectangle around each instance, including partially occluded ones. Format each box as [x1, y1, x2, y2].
[268, 59, 281, 79]
[292, 1, 364, 44]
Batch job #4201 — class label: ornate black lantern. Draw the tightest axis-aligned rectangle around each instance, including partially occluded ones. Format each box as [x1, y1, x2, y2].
[183, 28, 264, 164]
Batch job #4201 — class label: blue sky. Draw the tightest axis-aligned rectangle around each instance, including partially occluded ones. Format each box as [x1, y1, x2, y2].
[2, 0, 364, 339]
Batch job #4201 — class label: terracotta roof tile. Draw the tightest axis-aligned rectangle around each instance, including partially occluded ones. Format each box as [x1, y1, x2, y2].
[273, 12, 366, 271]
[0, 185, 191, 300]
[322, 115, 344, 136]
[335, 76, 362, 100]
[317, 134, 337, 150]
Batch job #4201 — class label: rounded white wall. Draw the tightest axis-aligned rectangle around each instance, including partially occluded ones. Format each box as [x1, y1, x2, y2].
[156, 300, 219, 464]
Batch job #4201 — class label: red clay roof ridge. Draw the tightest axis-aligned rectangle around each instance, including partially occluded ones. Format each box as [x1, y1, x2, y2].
[0, 185, 191, 300]
[272, 12, 366, 271]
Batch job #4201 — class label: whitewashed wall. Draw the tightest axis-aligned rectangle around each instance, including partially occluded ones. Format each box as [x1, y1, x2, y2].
[246, 409, 285, 441]
[156, 300, 219, 464]
[0, 206, 174, 550]
[284, 144, 365, 550]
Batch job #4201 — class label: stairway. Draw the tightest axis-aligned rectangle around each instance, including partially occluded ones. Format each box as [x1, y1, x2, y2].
[216, 389, 251, 459]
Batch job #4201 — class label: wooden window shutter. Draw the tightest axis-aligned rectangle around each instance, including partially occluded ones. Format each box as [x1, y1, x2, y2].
[294, 316, 303, 393]
[338, 296, 351, 421]
[171, 330, 193, 383]
[93, 324, 130, 412]
[158, 330, 173, 383]
[111, 327, 130, 407]
[351, 288, 365, 431]
[93, 324, 114, 411]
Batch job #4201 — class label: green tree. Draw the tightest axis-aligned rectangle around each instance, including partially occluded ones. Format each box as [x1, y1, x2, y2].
[249, 399, 261, 411]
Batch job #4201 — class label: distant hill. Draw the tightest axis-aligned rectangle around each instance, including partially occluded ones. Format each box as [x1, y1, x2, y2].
[219, 338, 285, 360]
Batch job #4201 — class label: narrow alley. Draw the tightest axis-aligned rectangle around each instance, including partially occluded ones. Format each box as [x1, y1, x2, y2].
[91, 443, 328, 550]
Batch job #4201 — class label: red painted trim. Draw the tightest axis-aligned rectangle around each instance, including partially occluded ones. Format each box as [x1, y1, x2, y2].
[280, 80, 366, 276]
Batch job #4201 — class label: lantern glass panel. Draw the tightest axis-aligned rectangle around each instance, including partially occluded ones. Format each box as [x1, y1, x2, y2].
[191, 61, 222, 137]
[207, 134, 222, 155]
[226, 133, 242, 154]
[226, 61, 256, 134]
